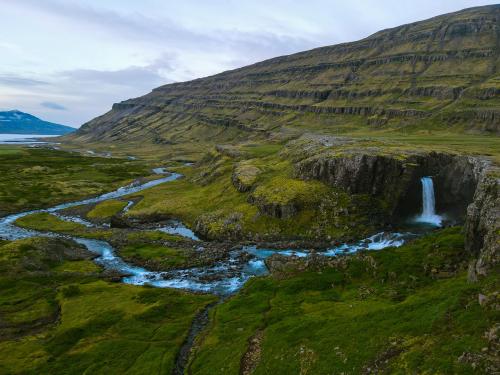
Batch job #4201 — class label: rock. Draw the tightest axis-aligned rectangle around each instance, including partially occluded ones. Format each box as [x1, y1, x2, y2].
[195, 212, 243, 240]
[250, 199, 297, 219]
[110, 215, 132, 228]
[215, 144, 242, 158]
[99, 269, 128, 282]
[232, 163, 260, 192]
[478, 293, 488, 306]
[465, 164, 500, 280]
[248, 178, 315, 219]
[293, 147, 483, 219]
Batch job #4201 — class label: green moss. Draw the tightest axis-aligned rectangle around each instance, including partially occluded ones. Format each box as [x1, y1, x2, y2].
[16, 212, 85, 233]
[87, 200, 128, 219]
[191, 228, 498, 374]
[126, 230, 183, 243]
[54, 260, 101, 274]
[0, 237, 216, 375]
[0, 146, 152, 215]
[251, 176, 328, 206]
[15, 212, 116, 240]
[120, 243, 192, 269]
[127, 156, 374, 241]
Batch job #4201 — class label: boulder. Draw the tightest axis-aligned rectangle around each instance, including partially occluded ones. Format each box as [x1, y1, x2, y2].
[232, 163, 260, 192]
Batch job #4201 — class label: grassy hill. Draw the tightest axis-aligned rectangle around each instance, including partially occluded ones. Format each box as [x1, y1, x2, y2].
[66, 5, 499, 148]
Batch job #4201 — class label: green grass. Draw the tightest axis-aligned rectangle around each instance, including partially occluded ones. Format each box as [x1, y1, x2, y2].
[16, 212, 86, 233]
[0, 237, 216, 375]
[15, 212, 121, 241]
[190, 228, 499, 374]
[15, 213, 198, 271]
[127, 153, 376, 241]
[87, 199, 128, 219]
[343, 133, 500, 163]
[0, 146, 152, 216]
[54, 260, 101, 273]
[16, 212, 187, 245]
[120, 243, 192, 269]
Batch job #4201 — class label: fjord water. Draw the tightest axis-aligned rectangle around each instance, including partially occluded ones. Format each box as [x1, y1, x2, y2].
[0, 133, 58, 144]
[0, 170, 417, 295]
[415, 177, 442, 227]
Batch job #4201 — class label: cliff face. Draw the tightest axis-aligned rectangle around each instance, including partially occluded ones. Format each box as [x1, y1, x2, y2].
[465, 166, 500, 279]
[293, 148, 481, 219]
[67, 5, 500, 144]
[291, 141, 498, 278]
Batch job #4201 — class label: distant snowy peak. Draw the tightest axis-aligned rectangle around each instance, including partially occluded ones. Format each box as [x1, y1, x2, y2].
[0, 110, 74, 135]
[0, 110, 38, 122]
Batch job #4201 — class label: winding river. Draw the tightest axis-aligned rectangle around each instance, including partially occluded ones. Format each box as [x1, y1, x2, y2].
[0, 171, 425, 295]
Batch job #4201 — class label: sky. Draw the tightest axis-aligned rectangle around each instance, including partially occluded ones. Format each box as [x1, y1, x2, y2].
[0, 0, 497, 127]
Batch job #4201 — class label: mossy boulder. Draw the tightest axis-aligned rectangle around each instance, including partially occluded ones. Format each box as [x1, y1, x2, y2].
[232, 163, 260, 192]
[250, 177, 324, 219]
[195, 211, 243, 240]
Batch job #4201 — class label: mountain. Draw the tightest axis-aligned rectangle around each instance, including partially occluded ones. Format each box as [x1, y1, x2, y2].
[0, 110, 75, 135]
[68, 5, 500, 144]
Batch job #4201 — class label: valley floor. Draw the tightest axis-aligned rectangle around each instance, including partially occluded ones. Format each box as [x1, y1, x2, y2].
[0, 143, 498, 374]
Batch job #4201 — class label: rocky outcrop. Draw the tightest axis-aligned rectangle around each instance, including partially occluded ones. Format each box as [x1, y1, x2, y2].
[465, 165, 500, 280]
[293, 142, 498, 277]
[232, 163, 260, 192]
[293, 149, 484, 220]
[295, 153, 411, 198]
[249, 198, 298, 220]
[194, 212, 243, 240]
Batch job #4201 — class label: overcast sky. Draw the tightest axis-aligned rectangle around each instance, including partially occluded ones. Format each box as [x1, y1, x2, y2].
[0, 0, 496, 127]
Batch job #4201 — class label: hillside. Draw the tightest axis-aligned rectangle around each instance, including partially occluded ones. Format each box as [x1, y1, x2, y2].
[67, 5, 500, 146]
[0, 110, 74, 135]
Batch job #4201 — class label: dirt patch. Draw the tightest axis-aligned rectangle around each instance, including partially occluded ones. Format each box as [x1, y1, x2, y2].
[240, 329, 265, 375]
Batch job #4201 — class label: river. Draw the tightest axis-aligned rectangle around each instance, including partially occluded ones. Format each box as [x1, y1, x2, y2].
[0, 170, 436, 295]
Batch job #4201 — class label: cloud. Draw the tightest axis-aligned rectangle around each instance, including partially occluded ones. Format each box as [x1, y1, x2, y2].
[41, 101, 67, 110]
[61, 65, 170, 88]
[9, 0, 317, 60]
[0, 55, 178, 126]
[0, 75, 48, 87]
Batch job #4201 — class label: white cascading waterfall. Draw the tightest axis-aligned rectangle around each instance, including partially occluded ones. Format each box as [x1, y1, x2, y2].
[416, 176, 442, 226]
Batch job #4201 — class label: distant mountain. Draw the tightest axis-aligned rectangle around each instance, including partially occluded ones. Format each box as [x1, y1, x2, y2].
[68, 5, 500, 144]
[0, 110, 74, 135]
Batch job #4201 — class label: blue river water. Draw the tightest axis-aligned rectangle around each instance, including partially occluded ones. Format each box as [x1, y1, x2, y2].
[0, 170, 422, 295]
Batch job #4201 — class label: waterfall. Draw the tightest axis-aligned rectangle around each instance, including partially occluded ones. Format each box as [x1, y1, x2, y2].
[416, 177, 442, 226]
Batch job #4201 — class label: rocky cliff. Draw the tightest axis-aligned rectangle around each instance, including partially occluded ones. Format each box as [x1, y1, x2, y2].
[67, 5, 500, 144]
[289, 137, 480, 219]
[289, 137, 499, 277]
[465, 164, 500, 280]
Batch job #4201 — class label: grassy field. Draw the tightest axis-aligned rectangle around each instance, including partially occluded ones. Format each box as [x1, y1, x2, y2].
[1, 138, 498, 373]
[126, 151, 378, 242]
[120, 243, 193, 269]
[190, 228, 499, 374]
[87, 199, 129, 219]
[344, 133, 500, 163]
[0, 237, 216, 374]
[0, 146, 152, 216]
[15, 212, 202, 271]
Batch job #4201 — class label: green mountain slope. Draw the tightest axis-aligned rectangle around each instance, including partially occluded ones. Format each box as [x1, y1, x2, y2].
[0, 110, 74, 135]
[68, 5, 500, 145]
